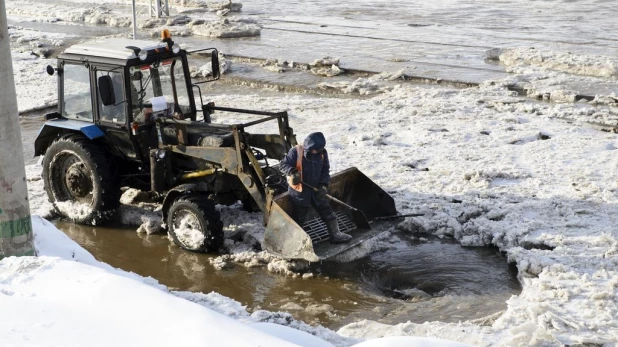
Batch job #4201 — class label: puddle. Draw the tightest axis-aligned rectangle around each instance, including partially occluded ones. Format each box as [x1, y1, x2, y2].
[53, 220, 520, 329]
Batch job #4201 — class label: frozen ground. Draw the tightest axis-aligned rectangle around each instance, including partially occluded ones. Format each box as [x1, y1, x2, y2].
[11, 0, 618, 345]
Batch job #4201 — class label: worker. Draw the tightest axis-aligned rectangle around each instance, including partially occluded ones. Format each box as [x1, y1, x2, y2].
[279, 132, 352, 243]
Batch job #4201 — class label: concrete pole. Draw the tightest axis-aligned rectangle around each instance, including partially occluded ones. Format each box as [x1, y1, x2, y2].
[155, 0, 161, 18]
[0, 0, 35, 258]
[131, 0, 137, 39]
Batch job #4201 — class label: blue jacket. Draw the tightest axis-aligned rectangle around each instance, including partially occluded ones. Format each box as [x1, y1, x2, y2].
[279, 132, 330, 207]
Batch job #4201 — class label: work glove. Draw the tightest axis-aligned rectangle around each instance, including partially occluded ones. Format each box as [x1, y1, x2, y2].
[317, 185, 328, 199]
[288, 170, 301, 185]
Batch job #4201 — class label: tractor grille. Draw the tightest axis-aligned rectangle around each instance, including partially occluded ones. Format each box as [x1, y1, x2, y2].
[302, 211, 356, 244]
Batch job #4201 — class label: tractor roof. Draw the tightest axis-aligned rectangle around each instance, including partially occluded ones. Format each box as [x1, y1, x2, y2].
[63, 38, 168, 60]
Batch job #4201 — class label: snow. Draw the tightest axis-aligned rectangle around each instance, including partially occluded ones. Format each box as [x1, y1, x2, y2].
[23, 82, 618, 345]
[1, 250, 293, 346]
[172, 213, 207, 249]
[10, 0, 618, 345]
[23, 81, 618, 345]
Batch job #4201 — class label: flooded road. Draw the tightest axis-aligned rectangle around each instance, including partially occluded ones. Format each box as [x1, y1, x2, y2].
[20, 88, 520, 329]
[54, 220, 520, 329]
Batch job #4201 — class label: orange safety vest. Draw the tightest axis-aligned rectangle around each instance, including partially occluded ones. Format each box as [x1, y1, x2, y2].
[288, 145, 325, 193]
[288, 145, 303, 192]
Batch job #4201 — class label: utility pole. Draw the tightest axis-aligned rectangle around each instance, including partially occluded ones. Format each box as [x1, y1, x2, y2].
[132, 0, 137, 39]
[0, 0, 35, 258]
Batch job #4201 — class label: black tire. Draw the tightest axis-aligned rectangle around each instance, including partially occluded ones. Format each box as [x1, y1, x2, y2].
[167, 195, 223, 252]
[42, 133, 120, 225]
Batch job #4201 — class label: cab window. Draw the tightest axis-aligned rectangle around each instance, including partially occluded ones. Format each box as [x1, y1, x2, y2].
[62, 64, 92, 121]
[96, 70, 126, 124]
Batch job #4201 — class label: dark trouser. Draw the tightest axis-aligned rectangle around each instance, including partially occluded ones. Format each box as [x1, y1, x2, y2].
[292, 195, 336, 226]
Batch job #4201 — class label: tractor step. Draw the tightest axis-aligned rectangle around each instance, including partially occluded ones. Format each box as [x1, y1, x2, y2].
[302, 211, 355, 244]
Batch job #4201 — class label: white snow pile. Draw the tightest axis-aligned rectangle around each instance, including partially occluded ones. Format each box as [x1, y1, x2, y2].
[12, 55, 58, 113]
[488, 47, 618, 104]
[190, 52, 232, 78]
[171, 0, 243, 13]
[260, 58, 301, 73]
[9, 25, 68, 58]
[499, 47, 618, 78]
[139, 15, 192, 29]
[9, 26, 64, 112]
[192, 18, 261, 38]
[317, 69, 404, 96]
[310, 57, 345, 77]
[7, 4, 133, 28]
[318, 78, 389, 96]
[0, 216, 467, 347]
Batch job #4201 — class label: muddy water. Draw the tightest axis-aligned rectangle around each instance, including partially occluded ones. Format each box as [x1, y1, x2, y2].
[54, 220, 520, 329]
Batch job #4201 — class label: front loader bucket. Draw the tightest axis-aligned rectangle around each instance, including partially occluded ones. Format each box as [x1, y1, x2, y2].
[264, 167, 397, 262]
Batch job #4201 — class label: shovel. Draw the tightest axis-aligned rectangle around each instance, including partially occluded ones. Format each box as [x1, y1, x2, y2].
[302, 181, 371, 229]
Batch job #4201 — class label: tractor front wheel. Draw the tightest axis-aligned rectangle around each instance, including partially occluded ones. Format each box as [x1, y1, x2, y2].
[42, 134, 120, 225]
[167, 195, 223, 252]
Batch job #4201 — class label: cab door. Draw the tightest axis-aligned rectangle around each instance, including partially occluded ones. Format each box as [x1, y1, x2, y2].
[93, 66, 139, 161]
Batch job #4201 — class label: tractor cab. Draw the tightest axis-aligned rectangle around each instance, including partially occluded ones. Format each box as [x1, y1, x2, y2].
[37, 31, 219, 164]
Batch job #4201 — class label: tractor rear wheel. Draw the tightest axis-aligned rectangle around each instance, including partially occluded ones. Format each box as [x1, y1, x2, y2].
[42, 133, 120, 225]
[167, 195, 223, 252]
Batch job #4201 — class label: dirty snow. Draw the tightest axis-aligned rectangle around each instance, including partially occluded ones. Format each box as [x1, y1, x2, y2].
[171, 213, 207, 249]
[53, 200, 95, 221]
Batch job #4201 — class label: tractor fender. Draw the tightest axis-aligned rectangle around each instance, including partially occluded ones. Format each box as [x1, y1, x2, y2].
[161, 184, 200, 222]
[34, 120, 105, 157]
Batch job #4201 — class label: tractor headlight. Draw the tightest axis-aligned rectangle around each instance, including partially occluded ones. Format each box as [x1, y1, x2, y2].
[156, 149, 167, 159]
[172, 44, 180, 54]
[139, 50, 148, 61]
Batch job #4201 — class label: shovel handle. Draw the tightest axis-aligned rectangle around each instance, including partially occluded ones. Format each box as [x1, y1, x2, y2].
[301, 182, 360, 212]
[371, 213, 424, 222]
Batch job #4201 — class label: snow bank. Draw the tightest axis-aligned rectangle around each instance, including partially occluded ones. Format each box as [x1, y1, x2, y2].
[12, 52, 58, 112]
[499, 47, 618, 78]
[0, 260, 295, 346]
[192, 18, 261, 38]
[490, 48, 618, 105]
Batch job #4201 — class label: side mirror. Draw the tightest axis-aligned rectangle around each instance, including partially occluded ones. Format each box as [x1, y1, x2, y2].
[46, 65, 55, 76]
[98, 75, 116, 106]
[131, 71, 143, 81]
[211, 50, 220, 80]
